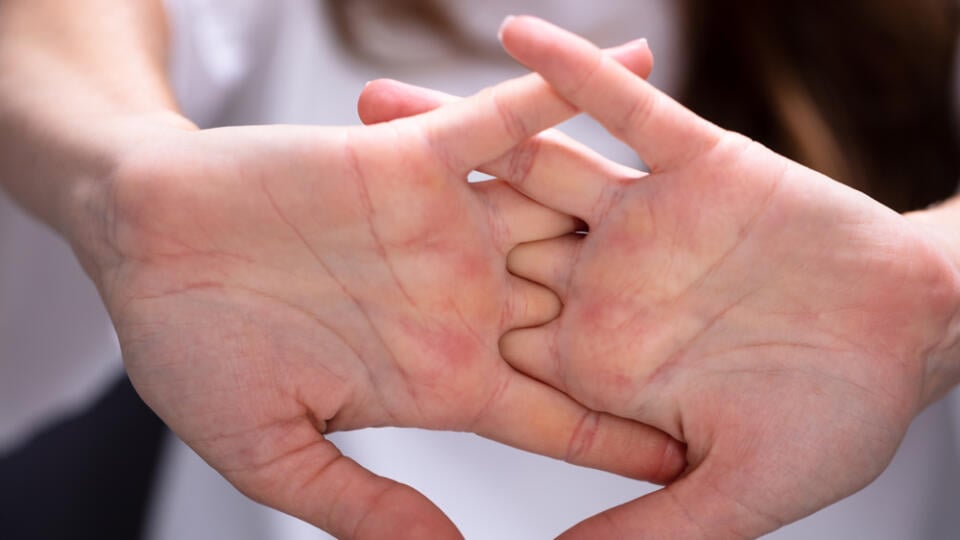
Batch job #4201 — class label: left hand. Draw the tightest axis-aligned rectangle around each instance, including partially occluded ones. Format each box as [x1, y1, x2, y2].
[93, 38, 680, 539]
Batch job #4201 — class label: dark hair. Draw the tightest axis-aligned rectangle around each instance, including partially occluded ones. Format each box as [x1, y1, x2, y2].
[328, 0, 960, 211]
[681, 0, 960, 212]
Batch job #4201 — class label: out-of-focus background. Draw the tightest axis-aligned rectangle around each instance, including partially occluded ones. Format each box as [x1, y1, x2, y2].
[2, 1, 960, 538]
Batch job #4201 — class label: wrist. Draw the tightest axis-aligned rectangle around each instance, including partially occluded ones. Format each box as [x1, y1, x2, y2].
[0, 0, 186, 264]
[60, 111, 198, 283]
[904, 201, 960, 407]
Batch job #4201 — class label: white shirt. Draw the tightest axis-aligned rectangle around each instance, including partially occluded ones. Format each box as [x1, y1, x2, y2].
[2, 1, 958, 538]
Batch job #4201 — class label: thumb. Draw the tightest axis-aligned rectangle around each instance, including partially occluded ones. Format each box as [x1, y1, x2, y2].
[559, 460, 782, 540]
[226, 433, 462, 540]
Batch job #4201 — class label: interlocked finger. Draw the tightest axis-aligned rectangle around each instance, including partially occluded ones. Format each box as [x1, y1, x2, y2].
[507, 234, 583, 299]
[358, 40, 650, 223]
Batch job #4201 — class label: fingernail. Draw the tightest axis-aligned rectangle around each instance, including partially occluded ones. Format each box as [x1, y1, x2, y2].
[623, 38, 648, 51]
[498, 15, 516, 42]
[607, 38, 647, 58]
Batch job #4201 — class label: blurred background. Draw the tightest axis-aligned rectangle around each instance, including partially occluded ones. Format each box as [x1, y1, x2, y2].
[2, 0, 960, 538]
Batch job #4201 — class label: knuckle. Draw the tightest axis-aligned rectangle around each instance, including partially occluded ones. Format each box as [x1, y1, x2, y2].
[618, 87, 658, 140]
[505, 136, 541, 188]
[564, 410, 601, 463]
[490, 85, 531, 143]
[564, 49, 605, 100]
[478, 183, 512, 251]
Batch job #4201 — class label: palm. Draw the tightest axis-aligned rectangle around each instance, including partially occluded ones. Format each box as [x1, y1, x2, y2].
[109, 125, 511, 427]
[496, 17, 960, 538]
[542, 135, 949, 532]
[93, 69, 681, 539]
[108, 124, 511, 441]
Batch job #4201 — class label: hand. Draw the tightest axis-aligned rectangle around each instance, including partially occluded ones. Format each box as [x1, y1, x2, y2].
[85, 42, 683, 539]
[493, 17, 956, 538]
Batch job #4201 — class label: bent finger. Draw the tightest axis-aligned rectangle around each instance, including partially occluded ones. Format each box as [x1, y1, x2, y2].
[358, 45, 650, 222]
[507, 234, 583, 298]
[499, 322, 566, 391]
[502, 275, 563, 330]
[472, 179, 580, 252]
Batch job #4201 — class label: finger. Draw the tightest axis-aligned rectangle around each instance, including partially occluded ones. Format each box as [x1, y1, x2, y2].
[558, 462, 778, 540]
[358, 79, 456, 125]
[473, 368, 685, 485]
[472, 180, 581, 252]
[357, 40, 654, 125]
[503, 275, 562, 330]
[507, 234, 582, 298]
[497, 130, 643, 225]
[499, 15, 726, 172]
[358, 47, 649, 222]
[407, 38, 653, 175]
[227, 419, 462, 539]
[498, 322, 566, 391]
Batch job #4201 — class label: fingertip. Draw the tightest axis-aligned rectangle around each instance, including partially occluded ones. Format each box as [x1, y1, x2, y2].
[497, 14, 517, 43]
[505, 276, 563, 331]
[497, 326, 527, 364]
[497, 15, 540, 55]
[607, 38, 648, 57]
[358, 79, 454, 125]
[357, 78, 399, 124]
[499, 14, 550, 37]
[499, 15, 571, 63]
[651, 437, 688, 485]
[497, 323, 561, 392]
[642, 38, 655, 77]
[506, 235, 581, 299]
[607, 38, 654, 79]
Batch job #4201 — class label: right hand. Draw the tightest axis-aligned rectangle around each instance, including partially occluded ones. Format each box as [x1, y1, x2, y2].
[494, 17, 960, 539]
[77, 41, 683, 539]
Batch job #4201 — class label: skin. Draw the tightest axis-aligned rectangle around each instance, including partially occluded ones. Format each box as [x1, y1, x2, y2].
[10, 1, 960, 536]
[102, 79, 690, 538]
[363, 16, 960, 540]
[1, 3, 686, 537]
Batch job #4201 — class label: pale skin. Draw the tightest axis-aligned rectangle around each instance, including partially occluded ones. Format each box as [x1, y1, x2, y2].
[7, 1, 960, 538]
[364, 16, 960, 539]
[0, 2, 686, 539]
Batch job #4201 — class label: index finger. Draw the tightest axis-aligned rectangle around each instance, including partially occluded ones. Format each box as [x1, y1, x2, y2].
[409, 38, 652, 175]
[499, 16, 726, 172]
